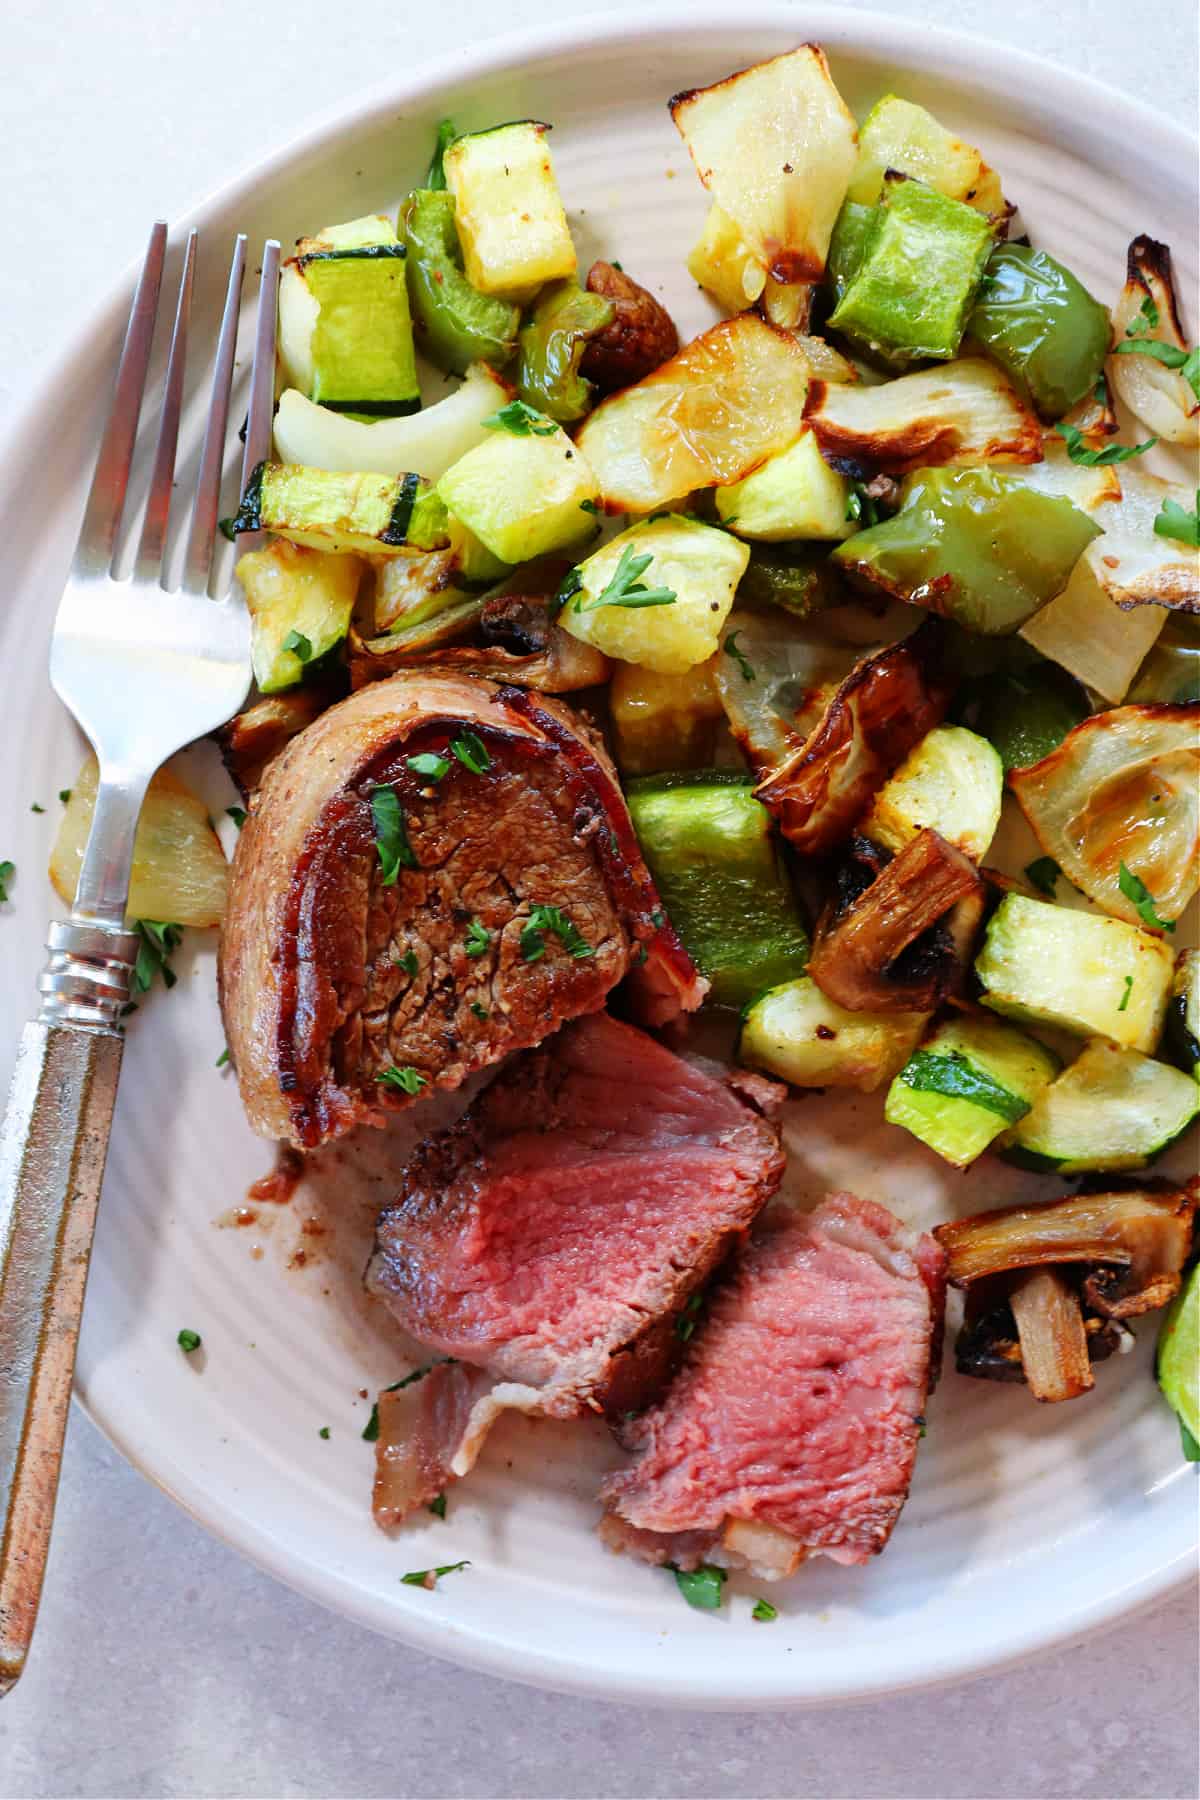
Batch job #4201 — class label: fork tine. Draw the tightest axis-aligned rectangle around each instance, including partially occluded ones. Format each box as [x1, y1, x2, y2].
[235, 240, 282, 560]
[73, 221, 167, 577]
[182, 233, 247, 592]
[134, 230, 197, 583]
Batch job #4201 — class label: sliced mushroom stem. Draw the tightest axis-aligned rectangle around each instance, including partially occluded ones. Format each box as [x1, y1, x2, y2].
[935, 1182, 1198, 1295]
[1009, 1268, 1094, 1403]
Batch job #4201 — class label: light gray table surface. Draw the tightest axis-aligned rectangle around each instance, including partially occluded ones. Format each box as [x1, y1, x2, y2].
[1, 2, 1197, 1796]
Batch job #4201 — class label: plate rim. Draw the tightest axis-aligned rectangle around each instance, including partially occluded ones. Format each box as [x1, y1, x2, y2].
[10, 1, 1198, 1706]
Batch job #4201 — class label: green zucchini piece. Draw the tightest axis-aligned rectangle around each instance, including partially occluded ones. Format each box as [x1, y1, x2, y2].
[828, 176, 994, 365]
[864, 724, 1002, 861]
[735, 543, 843, 617]
[738, 976, 926, 1092]
[833, 468, 1102, 635]
[974, 894, 1176, 1053]
[1157, 1265, 1200, 1459]
[444, 121, 576, 301]
[401, 190, 520, 376]
[436, 419, 598, 564]
[516, 279, 614, 423]
[299, 246, 420, 416]
[626, 772, 809, 1010]
[236, 539, 362, 693]
[1165, 950, 1200, 1082]
[967, 244, 1111, 422]
[229, 463, 448, 556]
[886, 1013, 1060, 1167]
[1005, 1040, 1200, 1172]
[715, 429, 854, 541]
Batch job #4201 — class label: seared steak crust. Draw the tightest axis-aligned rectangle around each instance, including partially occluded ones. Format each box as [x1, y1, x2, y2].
[219, 674, 702, 1148]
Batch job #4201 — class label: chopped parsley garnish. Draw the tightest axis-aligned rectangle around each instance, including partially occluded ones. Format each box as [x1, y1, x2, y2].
[450, 730, 491, 774]
[1054, 421, 1157, 465]
[899, 1050, 1030, 1124]
[553, 567, 585, 614]
[318, 1426, 330, 1439]
[1118, 975, 1134, 1014]
[579, 498, 600, 514]
[30, 802, 44, 814]
[1024, 856, 1061, 897]
[675, 1292, 704, 1342]
[361, 1362, 445, 1441]
[845, 482, 880, 526]
[667, 1562, 726, 1610]
[1118, 862, 1175, 933]
[226, 805, 248, 829]
[215, 1047, 230, 1068]
[1127, 295, 1161, 336]
[1114, 327, 1200, 402]
[282, 629, 313, 663]
[177, 1329, 202, 1354]
[481, 398, 558, 437]
[577, 544, 677, 612]
[751, 1597, 778, 1622]
[397, 948, 419, 976]
[470, 1001, 490, 1020]
[724, 630, 755, 684]
[0, 861, 13, 904]
[370, 785, 417, 884]
[464, 918, 491, 957]
[401, 1560, 470, 1588]
[407, 751, 450, 782]
[58, 789, 72, 805]
[1092, 372, 1110, 411]
[428, 1492, 448, 1519]
[520, 904, 594, 962]
[427, 116, 456, 190]
[133, 920, 183, 993]
[1153, 489, 1200, 550]
[377, 1064, 427, 1094]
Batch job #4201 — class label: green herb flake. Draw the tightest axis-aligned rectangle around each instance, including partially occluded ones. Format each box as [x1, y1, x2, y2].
[470, 1001, 490, 1021]
[226, 806, 248, 829]
[579, 544, 677, 613]
[377, 1064, 428, 1094]
[751, 1597, 778, 1622]
[133, 920, 183, 993]
[724, 630, 755, 684]
[899, 1049, 1029, 1124]
[401, 1560, 470, 1589]
[30, 802, 44, 814]
[579, 498, 601, 515]
[215, 1048, 230, 1068]
[481, 398, 558, 437]
[407, 752, 451, 782]
[1114, 332, 1200, 403]
[553, 567, 585, 615]
[1054, 421, 1158, 466]
[845, 482, 880, 527]
[427, 117, 456, 190]
[428, 1492, 448, 1519]
[1181, 1421, 1200, 1462]
[668, 1562, 727, 1610]
[1118, 974, 1134, 1014]
[915, 1414, 928, 1439]
[1024, 856, 1061, 897]
[177, 1329, 202, 1354]
[370, 785, 417, 884]
[0, 860, 14, 904]
[1093, 373, 1110, 410]
[318, 1426, 331, 1439]
[450, 730, 491, 775]
[1153, 490, 1200, 550]
[58, 789, 72, 805]
[362, 1361, 441, 1441]
[520, 903, 594, 963]
[397, 949, 419, 977]
[675, 1291, 704, 1342]
[464, 918, 491, 958]
[282, 629, 314, 663]
[1118, 862, 1176, 934]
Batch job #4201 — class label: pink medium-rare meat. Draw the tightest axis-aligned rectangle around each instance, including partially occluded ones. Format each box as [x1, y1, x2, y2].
[366, 1013, 786, 1524]
[599, 1193, 946, 1578]
[218, 671, 704, 1150]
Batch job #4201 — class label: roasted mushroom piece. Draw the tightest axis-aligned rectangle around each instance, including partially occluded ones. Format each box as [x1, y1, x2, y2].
[937, 1180, 1199, 1402]
[219, 685, 337, 796]
[579, 261, 680, 392]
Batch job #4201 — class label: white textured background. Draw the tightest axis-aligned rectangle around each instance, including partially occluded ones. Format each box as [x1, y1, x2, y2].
[1, 3, 1197, 1797]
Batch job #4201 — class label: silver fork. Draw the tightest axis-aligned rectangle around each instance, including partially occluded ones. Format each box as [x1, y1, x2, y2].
[0, 222, 280, 1695]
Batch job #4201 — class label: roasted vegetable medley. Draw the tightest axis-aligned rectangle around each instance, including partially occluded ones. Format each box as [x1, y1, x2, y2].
[49, 47, 1200, 1452]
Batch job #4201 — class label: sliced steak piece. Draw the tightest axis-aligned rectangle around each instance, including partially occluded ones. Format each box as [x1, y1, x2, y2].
[219, 672, 703, 1149]
[599, 1193, 946, 1578]
[366, 1012, 786, 1525]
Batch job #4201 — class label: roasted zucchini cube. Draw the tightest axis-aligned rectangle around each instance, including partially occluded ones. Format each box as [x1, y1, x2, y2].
[1004, 1040, 1200, 1173]
[864, 725, 1002, 861]
[738, 976, 927, 1093]
[435, 419, 598, 565]
[1165, 951, 1200, 1082]
[885, 1013, 1060, 1168]
[975, 894, 1176, 1052]
[847, 95, 1005, 214]
[444, 121, 576, 301]
[301, 247, 420, 416]
[237, 540, 363, 693]
[715, 429, 854, 541]
[828, 176, 995, 365]
[229, 463, 447, 557]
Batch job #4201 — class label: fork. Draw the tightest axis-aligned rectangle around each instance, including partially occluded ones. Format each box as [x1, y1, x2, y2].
[0, 222, 280, 1695]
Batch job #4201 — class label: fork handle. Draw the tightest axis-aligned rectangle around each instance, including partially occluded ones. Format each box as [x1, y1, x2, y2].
[0, 922, 136, 1695]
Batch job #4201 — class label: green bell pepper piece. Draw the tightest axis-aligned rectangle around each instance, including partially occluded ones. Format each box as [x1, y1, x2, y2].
[962, 659, 1090, 769]
[824, 200, 876, 312]
[967, 244, 1111, 421]
[736, 543, 844, 617]
[515, 279, 615, 423]
[833, 468, 1102, 635]
[401, 190, 520, 376]
[828, 176, 994, 365]
[626, 771, 809, 1010]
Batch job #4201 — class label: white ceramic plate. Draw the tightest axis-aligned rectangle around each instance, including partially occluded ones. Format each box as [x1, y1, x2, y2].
[1, 6, 1196, 1709]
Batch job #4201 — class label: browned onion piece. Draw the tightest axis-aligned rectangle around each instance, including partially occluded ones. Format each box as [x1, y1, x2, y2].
[1008, 1268, 1093, 1403]
[220, 687, 337, 796]
[808, 828, 984, 1013]
[754, 620, 953, 855]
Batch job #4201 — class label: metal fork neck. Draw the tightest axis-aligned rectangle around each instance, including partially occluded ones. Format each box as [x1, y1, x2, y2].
[37, 920, 139, 1033]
